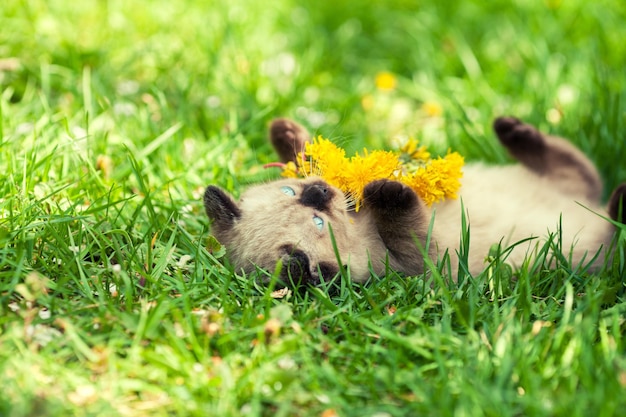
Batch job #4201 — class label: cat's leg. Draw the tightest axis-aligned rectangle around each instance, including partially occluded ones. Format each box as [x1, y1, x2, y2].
[362, 179, 432, 275]
[608, 183, 626, 223]
[493, 116, 603, 201]
[269, 118, 310, 163]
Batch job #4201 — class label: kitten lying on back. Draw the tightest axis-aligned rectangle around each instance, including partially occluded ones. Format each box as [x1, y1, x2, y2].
[204, 117, 625, 286]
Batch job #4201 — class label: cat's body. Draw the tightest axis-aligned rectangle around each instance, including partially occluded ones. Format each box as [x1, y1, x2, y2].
[204, 117, 625, 286]
[432, 163, 613, 274]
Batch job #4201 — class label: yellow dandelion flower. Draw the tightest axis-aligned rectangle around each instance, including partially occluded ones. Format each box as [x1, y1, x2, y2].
[271, 134, 464, 210]
[300, 136, 348, 185]
[280, 161, 299, 178]
[375, 71, 397, 92]
[421, 101, 443, 117]
[401, 151, 464, 205]
[402, 169, 435, 206]
[398, 137, 431, 162]
[343, 150, 400, 211]
[361, 94, 375, 111]
[412, 146, 431, 162]
[303, 137, 345, 171]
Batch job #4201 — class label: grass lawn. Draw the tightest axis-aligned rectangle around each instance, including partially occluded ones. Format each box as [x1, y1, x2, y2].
[1, 0, 626, 416]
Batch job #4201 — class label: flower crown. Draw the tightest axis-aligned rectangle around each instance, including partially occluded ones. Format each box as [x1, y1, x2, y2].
[268, 136, 464, 211]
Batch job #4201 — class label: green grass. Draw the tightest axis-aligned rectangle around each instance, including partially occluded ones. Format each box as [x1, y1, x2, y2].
[1, 0, 626, 416]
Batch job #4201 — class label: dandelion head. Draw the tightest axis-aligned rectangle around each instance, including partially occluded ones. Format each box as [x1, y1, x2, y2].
[375, 71, 397, 92]
[397, 137, 431, 163]
[267, 134, 464, 209]
[280, 161, 299, 178]
[421, 101, 443, 118]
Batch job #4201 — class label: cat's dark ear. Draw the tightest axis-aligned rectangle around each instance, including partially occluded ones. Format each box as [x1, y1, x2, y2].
[203, 186, 241, 229]
[269, 118, 310, 163]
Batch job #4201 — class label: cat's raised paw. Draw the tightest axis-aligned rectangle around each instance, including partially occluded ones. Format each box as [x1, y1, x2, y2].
[608, 183, 626, 224]
[493, 116, 545, 152]
[363, 179, 418, 211]
[269, 118, 310, 163]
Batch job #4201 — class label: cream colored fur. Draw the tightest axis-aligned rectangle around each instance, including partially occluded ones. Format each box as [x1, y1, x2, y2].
[432, 163, 613, 275]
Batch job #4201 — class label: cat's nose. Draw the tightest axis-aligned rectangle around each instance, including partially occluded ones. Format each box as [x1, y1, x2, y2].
[300, 182, 332, 210]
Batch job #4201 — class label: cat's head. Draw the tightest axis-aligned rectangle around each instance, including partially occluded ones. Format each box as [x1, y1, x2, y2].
[203, 176, 371, 287]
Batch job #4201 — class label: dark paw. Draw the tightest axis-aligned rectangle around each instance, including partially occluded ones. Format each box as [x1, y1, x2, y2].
[269, 118, 310, 163]
[493, 116, 545, 152]
[608, 183, 626, 223]
[281, 248, 312, 287]
[363, 179, 418, 211]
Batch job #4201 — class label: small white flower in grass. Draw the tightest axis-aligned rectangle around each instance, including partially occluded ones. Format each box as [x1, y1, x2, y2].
[174, 322, 185, 338]
[261, 52, 297, 77]
[33, 183, 53, 201]
[111, 264, 122, 274]
[270, 287, 291, 299]
[307, 111, 327, 128]
[204, 322, 221, 336]
[27, 324, 62, 347]
[177, 254, 192, 269]
[304, 86, 320, 104]
[277, 356, 296, 370]
[108, 283, 118, 297]
[183, 138, 196, 160]
[295, 106, 327, 128]
[546, 108, 562, 125]
[191, 309, 208, 317]
[116, 80, 140, 96]
[113, 102, 136, 116]
[192, 186, 205, 200]
[316, 394, 330, 404]
[68, 385, 98, 406]
[15, 122, 34, 137]
[71, 126, 88, 140]
[557, 84, 577, 105]
[205, 95, 221, 108]
[179, 204, 193, 215]
[38, 308, 51, 320]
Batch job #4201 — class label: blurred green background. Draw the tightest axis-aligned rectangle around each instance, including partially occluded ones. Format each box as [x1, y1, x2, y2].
[3, 0, 625, 184]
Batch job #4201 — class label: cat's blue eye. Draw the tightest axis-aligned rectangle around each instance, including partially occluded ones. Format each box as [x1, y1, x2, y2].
[313, 215, 324, 231]
[280, 186, 296, 196]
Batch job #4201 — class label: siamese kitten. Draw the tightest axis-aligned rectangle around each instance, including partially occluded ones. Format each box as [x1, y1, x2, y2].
[204, 117, 625, 286]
